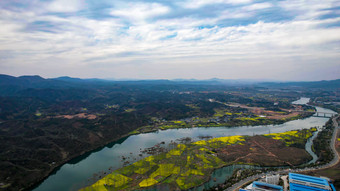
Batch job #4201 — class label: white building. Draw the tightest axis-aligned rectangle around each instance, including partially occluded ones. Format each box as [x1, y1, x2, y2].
[266, 174, 280, 185]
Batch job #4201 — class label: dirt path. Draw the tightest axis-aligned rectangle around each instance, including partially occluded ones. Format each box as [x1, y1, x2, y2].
[252, 140, 294, 166]
[252, 140, 277, 158]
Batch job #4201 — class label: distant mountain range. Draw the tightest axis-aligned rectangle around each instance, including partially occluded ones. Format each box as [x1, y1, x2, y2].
[260, 79, 340, 89]
[0, 74, 339, 96]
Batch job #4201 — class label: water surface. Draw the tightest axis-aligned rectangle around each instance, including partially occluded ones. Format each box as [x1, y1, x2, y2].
[33, 98, 336, 191]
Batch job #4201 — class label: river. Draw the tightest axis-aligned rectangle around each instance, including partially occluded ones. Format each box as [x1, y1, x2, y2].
[33, 98, 337, 191]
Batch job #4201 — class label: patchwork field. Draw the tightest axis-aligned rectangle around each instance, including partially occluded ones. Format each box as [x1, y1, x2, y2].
[130, 105, 314, 135]
[80, 128, 316, 191]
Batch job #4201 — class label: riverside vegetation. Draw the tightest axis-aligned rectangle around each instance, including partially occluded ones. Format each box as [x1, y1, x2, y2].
[80, 128, 316, 191]
[1, 75, 339, 191]
[208, 117, 340, 191]
[313, 119, 335, 165]
[130, 107, 314, 135]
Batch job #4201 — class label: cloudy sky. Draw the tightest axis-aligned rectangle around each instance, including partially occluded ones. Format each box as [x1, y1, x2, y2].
[0, 0, 340, 81]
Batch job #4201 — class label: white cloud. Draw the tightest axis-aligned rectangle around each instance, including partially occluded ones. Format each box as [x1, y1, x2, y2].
[110, 3, 170, 23]
[279, 0, 338, 20]
[46, 0, 84, 13]
[219, 10, 252, 19]
[215, 2, 273, 20]
[180, 0, 253, 9]
[243, 2, 273, 11]
[0, 0, 340, 80]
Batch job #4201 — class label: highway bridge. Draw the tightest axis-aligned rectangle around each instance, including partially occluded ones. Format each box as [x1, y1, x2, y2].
[313, 112, 337, 118]
[291, 110, 336, 118]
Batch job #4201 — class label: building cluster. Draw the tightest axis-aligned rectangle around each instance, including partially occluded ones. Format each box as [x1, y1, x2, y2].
[240, 173, 336, 191]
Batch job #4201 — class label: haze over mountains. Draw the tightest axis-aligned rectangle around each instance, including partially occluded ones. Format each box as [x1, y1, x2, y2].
[1, 74, 339, 96]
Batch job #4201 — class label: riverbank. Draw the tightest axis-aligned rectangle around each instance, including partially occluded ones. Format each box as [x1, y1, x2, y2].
[26, 131, 133, 191]
[130, 112, 314, 135]
[32, 98, 333, 191]
[302, 116, 340, 189]
[26, 114, 312, 191]
[80, 129, 316, 191]
[27, 113, 312, 191]
[224, 115, 339, 191]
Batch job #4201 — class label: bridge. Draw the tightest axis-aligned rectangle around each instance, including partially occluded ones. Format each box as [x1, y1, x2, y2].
[291, 110, 337, 118]
[313, 112, 337, 118]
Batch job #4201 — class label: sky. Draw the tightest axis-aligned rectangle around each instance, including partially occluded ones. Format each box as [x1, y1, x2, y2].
[0, 0, 340, 81]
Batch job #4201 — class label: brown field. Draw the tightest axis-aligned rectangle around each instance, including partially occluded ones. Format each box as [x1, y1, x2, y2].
[55, 113, 97, 120]
[227, 102, 302, 120]
[265, 112, 300, 119]
[216, 136, 311, 166]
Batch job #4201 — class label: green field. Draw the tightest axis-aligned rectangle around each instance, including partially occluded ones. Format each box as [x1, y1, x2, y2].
[128, 108, 305, 135]
[80, 129, 316, 191]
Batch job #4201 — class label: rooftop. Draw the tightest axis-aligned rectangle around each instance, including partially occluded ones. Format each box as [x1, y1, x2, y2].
[289, 173, 329, 186]
[289, 173, 332, 191]
[253, 181, 283, 191]
[290, 183, 332, 191]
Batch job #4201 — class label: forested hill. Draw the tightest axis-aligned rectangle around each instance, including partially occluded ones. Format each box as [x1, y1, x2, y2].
[0, 74, 240, 96]
[0, 74, 118, 96]
[1, 74, 262, 190]
[1, 74, 339, 96]
[0, 74, 68, 96]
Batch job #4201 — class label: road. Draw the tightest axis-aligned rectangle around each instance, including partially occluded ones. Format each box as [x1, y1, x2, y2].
[226, 115, 339, 191]
[281, 175, 288, 191]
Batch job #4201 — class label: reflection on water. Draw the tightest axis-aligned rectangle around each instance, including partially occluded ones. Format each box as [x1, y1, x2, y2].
[292, 97, 310, 105]
[33, 98, 336, 191]
[306, 129, 320, 164]
[142, 164, 259, 191]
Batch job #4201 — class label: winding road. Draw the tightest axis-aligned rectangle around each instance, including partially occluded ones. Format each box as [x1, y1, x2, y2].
[226, 115, 339, 191]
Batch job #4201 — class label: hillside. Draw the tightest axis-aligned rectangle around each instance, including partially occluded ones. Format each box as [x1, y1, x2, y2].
[0, 74, 338, 191]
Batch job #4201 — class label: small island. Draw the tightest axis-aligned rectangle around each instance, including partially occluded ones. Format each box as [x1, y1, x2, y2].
[80, 128, 316, 191]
